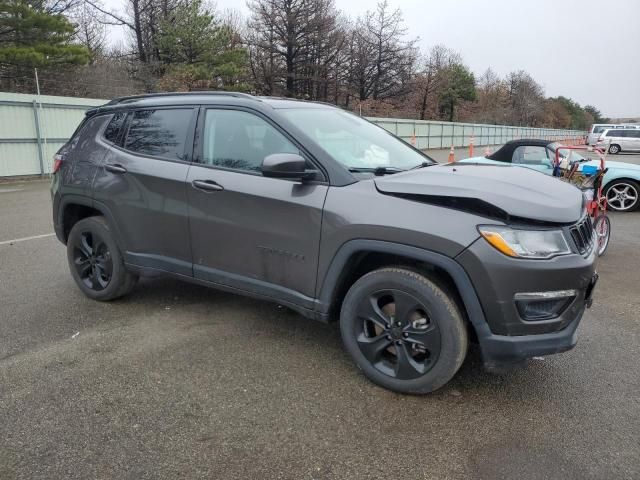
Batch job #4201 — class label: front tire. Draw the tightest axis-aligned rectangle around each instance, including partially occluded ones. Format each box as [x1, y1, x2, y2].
[67, 216, 137, 301]
[605, 180, 640, 212]
[593, 215, 611, 256]
[340, 267, 468, 394]
[608, 144, 621, 154]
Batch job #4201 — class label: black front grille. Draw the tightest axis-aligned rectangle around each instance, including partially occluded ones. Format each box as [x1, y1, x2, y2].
[569, 216, 594, 254]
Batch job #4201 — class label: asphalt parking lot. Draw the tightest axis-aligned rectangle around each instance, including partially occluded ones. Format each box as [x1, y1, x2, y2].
[1, 165, 639, 479]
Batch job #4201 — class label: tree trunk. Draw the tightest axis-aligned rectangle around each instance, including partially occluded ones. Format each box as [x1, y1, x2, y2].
[132, 0, 147, 63]
[419, 79, 431, 120]
[286, 53, 294, 96]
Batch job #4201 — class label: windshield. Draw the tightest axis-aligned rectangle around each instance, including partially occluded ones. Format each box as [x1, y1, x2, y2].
[592, 126, 610, 134]
[279, 108, 435, 171]
[549, 143, 588, 161]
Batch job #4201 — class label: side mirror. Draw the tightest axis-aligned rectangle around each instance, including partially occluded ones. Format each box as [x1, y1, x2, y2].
[261, 153, 318, 181]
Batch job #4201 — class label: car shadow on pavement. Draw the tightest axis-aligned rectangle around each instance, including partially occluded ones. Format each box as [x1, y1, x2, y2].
[105, 275, 572, 400]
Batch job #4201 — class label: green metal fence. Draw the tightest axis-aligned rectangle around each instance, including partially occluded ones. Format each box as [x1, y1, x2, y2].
[0, 92, 104, 177]
[0, 92, 587, 177]
[368, 117, 586, 150]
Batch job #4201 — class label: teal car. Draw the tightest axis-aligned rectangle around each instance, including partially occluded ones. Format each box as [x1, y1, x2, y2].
[459, 139, 640, 212]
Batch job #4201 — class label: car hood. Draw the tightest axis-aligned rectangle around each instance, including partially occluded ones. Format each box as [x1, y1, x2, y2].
[374, 163, 583, 224]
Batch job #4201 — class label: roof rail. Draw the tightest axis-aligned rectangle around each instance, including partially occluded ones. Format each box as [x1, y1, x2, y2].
[106, 91, 257, 105]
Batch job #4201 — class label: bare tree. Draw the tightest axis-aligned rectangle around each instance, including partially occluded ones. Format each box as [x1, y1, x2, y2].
[350, 0, 417, 102]
[72, 2, 107, 63]
[414, 45, 460, 119]
[246, 0, 343, 99]
[83, 0, 179, 64]
[472, 67, 510, 124]
[506, 70, 545, 126]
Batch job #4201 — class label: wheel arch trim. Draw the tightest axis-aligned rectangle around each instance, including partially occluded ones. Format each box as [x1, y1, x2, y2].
[57, 195, 126, 248]
[603, 176, 640, 190]
[315, 239, 488, 332]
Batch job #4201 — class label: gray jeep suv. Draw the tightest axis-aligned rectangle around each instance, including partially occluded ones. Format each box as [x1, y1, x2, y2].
[51, 92, 598, 394]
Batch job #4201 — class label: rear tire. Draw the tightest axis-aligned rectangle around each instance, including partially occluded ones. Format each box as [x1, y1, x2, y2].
[340, 267, 468, 394]
[608, 144, 621, 154]
[605, 179, 640, 212]
[67, 216, 138, 301]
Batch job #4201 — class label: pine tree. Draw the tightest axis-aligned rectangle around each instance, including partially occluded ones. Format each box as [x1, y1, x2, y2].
[0, 0, 89, 70]
[155, 0, 247, 91]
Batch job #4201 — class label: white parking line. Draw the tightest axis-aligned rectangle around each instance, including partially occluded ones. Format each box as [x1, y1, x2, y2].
[0, 233, 55, 246]
[0, 188, 25, 193]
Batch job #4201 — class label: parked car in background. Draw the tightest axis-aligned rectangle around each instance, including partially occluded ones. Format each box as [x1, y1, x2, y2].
[459, 139, 640, 212]
[597, 128, 640, 154]
[587, 124, 640, 145]
[587, 124, 617, 145]
[50, 92, 598, 394]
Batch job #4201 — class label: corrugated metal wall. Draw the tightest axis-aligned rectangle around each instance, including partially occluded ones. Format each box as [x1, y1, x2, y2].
[370, 118, 587, 150]
[0, 92, 587, 177]
[0, 92, 105, 176]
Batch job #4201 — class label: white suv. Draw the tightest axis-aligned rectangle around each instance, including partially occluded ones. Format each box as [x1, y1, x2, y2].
[597, 128, 640, 154]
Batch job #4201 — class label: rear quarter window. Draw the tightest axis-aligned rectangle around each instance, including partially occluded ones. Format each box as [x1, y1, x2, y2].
[103, 112, 127, 145]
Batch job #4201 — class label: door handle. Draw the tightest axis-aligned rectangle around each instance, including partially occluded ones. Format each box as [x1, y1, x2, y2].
[105, 163, 127, 174]
[192, 179, 224, 192]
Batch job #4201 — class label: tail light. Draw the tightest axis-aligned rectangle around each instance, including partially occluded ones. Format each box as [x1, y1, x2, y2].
[52, 153, 64, 174]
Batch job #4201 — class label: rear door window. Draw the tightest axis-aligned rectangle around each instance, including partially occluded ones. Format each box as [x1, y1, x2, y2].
[124, 109, 194, 161]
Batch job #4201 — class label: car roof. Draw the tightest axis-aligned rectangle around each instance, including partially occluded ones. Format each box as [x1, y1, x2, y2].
[87, 91, 336, 116]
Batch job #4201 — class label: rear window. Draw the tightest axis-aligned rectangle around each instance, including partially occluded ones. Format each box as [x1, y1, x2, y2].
[124, 109, 193, 161]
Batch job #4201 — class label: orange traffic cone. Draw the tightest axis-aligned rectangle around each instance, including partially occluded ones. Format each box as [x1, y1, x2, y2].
[448, 145, 455, 163]
[469, 135, 475, 157]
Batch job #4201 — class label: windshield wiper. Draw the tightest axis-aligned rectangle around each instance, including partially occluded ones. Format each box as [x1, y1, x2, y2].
[347, 166, 406, 176]
[410, 161, 436, 170]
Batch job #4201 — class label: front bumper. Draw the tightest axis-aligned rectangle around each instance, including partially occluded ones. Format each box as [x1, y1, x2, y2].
[457, 236, 598, 367]
[473, 277, 596, 369]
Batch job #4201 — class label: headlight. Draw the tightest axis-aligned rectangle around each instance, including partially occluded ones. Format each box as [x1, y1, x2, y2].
[478, 225, 571, 259]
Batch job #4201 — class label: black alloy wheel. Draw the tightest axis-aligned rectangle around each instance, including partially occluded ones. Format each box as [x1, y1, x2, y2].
[354, 289, 441, 380]
[66, 216, 137, 301]
[340, 268, 468, 394]
[72, 230, 113, 291]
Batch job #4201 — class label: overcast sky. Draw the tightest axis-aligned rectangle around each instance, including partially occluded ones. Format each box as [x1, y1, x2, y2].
[102, 0, 640, 117]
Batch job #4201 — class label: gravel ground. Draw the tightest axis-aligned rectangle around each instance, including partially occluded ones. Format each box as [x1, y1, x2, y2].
[0, 176, 639, 480]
